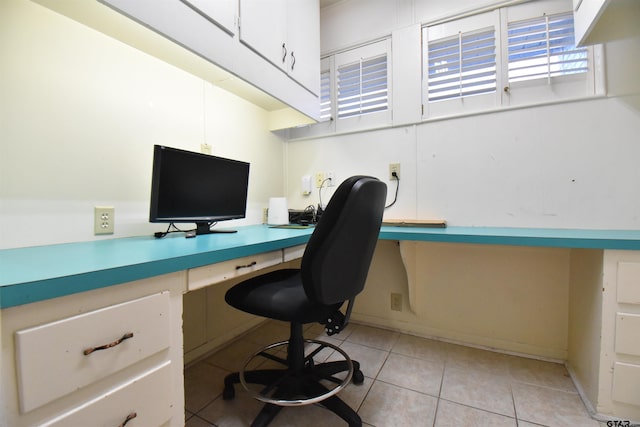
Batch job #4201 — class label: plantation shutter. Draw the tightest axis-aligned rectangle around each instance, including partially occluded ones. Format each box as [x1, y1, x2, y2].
[337, 54, 388, 119]
[507, 12, 588, 83]
[427, 27, 496, 102]
[320, 69, 331, 121]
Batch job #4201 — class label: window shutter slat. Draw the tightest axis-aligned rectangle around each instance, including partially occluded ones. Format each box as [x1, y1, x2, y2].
[337, 53, 388, 119]
[320, 70, 331, 121]
[507, 12, 587, 83]
[427, 27, 496, 102]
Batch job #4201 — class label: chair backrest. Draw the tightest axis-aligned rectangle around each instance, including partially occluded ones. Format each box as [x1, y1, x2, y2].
[301, 176, 387, 305]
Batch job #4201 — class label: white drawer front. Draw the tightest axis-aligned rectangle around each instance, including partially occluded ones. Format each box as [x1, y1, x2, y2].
[283, 244, 306, 262]
[612, 362, 640, 406]
[617, 262, 640, 304]
[187, 250, 282, 291]
[616, 312, 640, 356]
[42, 361, 173, 427]
[15, 292, 171, 413]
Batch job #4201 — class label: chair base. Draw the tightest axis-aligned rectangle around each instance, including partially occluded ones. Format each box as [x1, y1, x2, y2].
[223, 338, 364, 427]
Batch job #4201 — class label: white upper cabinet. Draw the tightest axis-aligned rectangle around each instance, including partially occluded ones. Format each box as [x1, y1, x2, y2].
[240, 0, 320, 96]
[286, 0, 321, 96]
[99, 0, 320, 120]
[574, 0, 640, 46]
[181, 0, 238, 35]
[240, 0, 288, 67]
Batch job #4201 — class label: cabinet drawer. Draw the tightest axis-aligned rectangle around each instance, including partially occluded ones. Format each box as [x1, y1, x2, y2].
[42, 361, 173, 427]
[615, 312, 640, 356]
[283, 244, 306, 262]
[15, 292, 171, 413]
[617, 262, 640, 303]
[612, 362, 640, 406]
[188, 250, 282, 291]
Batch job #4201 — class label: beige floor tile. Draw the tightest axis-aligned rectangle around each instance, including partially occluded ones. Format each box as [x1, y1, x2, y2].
[184, 362, 229, 413]
[188, 324, 600, 427]
[441, 365, 515, 417]
[359, 380, 438, 427]
[446, 344, 513, 377]
[269, 403, 354, 427]
[329, 340, 390, 379]
[377, 352, 444, 397]
[512, 382, 600, 427]
[435, 399, 517, 427]
[197, 389, 265, 427]
[336, 374, 374, 410]
[508, 357, 576, 392]
[185, 414, 214, 427]
[345, 324, 400, 351]
[392, 334, 451, 364]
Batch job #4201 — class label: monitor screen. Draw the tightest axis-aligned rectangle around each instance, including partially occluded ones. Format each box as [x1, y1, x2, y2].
[149, 145, 250, 235]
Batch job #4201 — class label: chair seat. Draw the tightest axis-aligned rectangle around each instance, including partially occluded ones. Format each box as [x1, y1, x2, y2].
[225, 269, 342, 324]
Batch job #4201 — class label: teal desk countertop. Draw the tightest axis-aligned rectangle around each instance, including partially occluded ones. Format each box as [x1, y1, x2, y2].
[2, 224, 640, 309]
[379, 226, 640, 250]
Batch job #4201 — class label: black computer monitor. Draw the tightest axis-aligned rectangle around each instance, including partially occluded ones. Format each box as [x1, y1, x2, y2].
[149, 145, 250, 235]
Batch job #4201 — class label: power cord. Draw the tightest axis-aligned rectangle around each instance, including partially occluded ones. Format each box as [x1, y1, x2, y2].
[318, 177, 332, 218]
[385, 171, 400, 209]
[154, 221, 217, 238]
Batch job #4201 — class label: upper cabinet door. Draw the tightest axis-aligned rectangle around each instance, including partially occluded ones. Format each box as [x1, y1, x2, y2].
[286, 0, 320, 95]
[180, 0, 238, 35]
[239, 0, 319, 95]
[239, 0, 288, 70]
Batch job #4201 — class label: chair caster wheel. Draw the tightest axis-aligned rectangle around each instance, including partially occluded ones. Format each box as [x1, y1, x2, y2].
[352, 369, 364, 385]
[223, 385, 235, 400]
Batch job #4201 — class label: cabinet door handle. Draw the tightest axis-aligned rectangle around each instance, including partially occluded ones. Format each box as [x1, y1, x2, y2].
[236, 261, 257, 270]
[83, 332, 134, 355]
[291, 51, 296, 71]
[118, 412, 137, 427]
[282, 43, 287, 63]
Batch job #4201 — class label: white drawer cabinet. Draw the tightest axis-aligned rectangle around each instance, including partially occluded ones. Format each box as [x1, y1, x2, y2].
[188, 250, 282, 290]
[1, 272, 185, 427]
[283, 244, 306, 262]
[15, 292, 171, 413]
[42, 362, 173, 427]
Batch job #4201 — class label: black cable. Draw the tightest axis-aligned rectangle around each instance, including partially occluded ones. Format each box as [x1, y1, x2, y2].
[385, 172, 400, 209]
[154, 222, 206, 238]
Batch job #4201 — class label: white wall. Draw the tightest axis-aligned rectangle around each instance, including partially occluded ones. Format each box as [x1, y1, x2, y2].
[283, 0, 640, 358]
[287, 0, 640, 230]
[0, 0, 285, 249]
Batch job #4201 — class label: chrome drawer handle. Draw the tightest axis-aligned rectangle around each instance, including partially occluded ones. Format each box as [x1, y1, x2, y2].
[83, 332, 134, 355]
[236, 261, 257, 270]
[118, 412, 137, 427]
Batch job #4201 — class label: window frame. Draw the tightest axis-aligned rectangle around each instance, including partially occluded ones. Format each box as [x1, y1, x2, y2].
[421, 0, 603, 120]
[498, 2, 600, 107]
[422, 10, 502, 119]
[332, 38, 392, 133]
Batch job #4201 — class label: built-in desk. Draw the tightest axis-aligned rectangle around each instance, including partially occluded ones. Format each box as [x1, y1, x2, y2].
[1, 224, 639, 424]
[3, 225, 640, 308]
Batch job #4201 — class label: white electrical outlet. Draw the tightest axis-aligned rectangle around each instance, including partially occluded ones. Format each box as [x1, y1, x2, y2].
[389, 163, 400, 180]
[326, 171, 335, 187]
[391, 293, 402, 311]
[94, 206, 115, 235]
[316, 171, 335, 188]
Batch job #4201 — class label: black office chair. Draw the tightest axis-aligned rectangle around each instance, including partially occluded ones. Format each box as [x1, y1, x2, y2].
[222, 176, 387, 427]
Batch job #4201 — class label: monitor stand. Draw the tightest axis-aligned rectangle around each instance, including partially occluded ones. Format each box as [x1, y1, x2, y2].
[195, 222, 238, 235]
